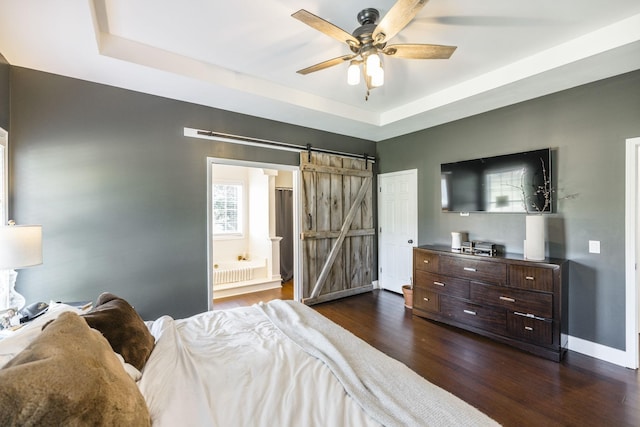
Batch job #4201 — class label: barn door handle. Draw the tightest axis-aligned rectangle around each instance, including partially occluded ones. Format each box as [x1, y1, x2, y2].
[308, 213, 313, 229]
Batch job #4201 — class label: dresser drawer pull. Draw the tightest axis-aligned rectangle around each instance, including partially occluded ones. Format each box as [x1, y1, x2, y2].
[524, 326, 534, 331]
[423, 260, 430, 264]
[423, 297, 430, 302]
[514, 311, 548, 321]
[499, 296, 516, 303]
[463, 309, 477, 316]
[525, 276, 535, 281]
[433, 281, 446, 287]
[463, 267, 477, 272]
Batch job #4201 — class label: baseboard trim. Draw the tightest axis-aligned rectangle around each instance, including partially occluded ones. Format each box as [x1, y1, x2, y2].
[213, 279, 282, 299]
[568, 335, 635, 368]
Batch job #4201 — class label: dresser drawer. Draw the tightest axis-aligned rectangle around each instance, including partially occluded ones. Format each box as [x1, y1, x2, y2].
[415, 271, 469, 299]
[507, 312, 553, 346]
[413, 288, 439, 313]
[414, 250, 439, 273]
[470, 282, 553, 318]
[440, 255, 507, 284]
[509, 265, 554, 292]
[440, 295, 506, 335]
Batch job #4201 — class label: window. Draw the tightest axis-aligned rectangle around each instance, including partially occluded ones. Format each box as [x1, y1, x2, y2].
[213, 183, 243, 235]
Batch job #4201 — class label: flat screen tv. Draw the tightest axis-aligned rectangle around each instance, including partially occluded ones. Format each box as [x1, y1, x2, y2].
[441, 148, 552, 213]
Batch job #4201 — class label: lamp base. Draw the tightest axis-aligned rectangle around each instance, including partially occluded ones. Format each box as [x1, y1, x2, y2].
[0, 269, 25, 312]
[8, 270, 26, 311]
[1, 270, 24, 330]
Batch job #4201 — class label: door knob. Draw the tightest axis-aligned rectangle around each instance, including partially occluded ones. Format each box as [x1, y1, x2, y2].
[408, 239, 414, 244]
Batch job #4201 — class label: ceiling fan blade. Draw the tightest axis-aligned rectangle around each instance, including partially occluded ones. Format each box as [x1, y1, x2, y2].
[372, 0, 430, 45]
[292, 9, 360, 48]
[296, 54, 356, 75]
[382, 44, 457, 59]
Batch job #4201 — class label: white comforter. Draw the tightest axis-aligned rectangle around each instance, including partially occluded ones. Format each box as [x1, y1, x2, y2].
[139, 300, 499, 427]
[138, 301, 380, 427]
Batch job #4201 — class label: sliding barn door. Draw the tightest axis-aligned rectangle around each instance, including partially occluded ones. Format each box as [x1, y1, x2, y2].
[300, 152, 374, 304]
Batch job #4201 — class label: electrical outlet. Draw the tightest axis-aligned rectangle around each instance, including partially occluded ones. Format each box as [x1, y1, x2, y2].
[589, 240, 600, 254]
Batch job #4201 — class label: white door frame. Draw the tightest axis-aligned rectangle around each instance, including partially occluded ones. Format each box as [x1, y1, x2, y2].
[206, 157, 301, 310]
[0, 128, 8, 225]
[624, 136, 640, 369]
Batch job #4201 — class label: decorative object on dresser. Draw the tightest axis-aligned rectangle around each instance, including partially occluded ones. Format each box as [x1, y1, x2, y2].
[460, 240, 497, 257]
[522, 157, 551, 260]
[451, 231, 467, 251]
[413, 245, 568, 361]
[0, 222, 43, 316]
[524, 214, 546, 260]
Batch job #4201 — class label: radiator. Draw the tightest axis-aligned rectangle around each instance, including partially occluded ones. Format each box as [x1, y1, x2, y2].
[213, 266, 253, 284]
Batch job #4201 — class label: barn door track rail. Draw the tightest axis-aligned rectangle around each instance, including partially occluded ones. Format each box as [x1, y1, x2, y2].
[184, 127, 376, 164]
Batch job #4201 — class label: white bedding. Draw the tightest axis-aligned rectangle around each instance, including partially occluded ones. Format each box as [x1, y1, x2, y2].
[140, 300, 498, 427]
[0, 300, 499, 427]
[138, 302, 380, 427]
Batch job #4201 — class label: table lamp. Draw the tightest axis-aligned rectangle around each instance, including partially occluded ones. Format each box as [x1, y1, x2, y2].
[0, 222, 43, 312]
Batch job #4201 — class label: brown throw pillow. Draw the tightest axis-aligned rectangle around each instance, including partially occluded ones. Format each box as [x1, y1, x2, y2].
[0, 312, 151, 426]
[82, 292, 155, 371]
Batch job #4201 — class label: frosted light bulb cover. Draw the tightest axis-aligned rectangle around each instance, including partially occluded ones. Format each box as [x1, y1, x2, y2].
[371, 67, 384, 87]
[347, 63, 360, 85]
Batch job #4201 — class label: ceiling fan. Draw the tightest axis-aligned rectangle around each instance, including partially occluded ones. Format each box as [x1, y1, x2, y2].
[292, 0, 457, 100]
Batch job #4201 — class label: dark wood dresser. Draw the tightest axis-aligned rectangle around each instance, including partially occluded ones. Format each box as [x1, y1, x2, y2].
[413, 245, 568, 361]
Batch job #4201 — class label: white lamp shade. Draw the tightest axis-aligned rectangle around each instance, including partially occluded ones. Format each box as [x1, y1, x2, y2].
[0, 225, 43, 269]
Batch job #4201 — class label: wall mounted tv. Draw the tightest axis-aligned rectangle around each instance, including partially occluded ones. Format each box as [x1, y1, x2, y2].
[441, 148, 552, 213]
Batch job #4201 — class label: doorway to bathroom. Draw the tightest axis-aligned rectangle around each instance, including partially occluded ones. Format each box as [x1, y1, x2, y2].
[207, 157, 300, 309]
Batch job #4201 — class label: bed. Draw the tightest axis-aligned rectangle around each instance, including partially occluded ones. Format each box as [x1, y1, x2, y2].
[0, 294, 499, 426]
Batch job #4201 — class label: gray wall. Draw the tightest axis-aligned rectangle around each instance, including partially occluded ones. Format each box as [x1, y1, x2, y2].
[377, 70, 640, 351]
[9, 67, 376, 320]
[0, 53, 8, 131]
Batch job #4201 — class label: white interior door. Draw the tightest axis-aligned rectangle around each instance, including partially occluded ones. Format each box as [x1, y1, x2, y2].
[378, 170, 418, 294]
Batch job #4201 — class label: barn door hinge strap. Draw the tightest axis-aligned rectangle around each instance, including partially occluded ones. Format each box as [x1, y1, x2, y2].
[364, 153, 369, 169]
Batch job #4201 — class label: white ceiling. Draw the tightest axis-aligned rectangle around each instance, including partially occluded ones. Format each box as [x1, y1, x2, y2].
[1, 0, 640, 142]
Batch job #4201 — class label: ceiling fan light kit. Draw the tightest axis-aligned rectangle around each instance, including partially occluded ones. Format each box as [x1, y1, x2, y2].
[292, 0, 456, 100]
[347, 60, 361, 85]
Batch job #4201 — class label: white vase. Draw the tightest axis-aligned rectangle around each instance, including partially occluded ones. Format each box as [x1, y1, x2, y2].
[525, 215, 545, 260]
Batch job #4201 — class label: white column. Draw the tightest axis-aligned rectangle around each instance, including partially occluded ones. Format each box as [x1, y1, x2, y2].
[270, 236, 283, 282]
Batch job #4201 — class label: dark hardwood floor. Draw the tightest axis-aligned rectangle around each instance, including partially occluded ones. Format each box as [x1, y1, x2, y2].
[211, 287, 639, 427]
